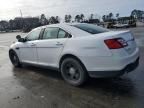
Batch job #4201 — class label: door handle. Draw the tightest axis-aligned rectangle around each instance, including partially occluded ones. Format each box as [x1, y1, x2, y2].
[56, 42, 63, 46]
[31, 43, 36, 46]
[16, 47, 19, 50]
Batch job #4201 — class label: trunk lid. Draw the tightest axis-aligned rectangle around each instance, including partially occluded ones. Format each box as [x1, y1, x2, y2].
[113, 30, 136, 54]
[93, 30, 136, 55]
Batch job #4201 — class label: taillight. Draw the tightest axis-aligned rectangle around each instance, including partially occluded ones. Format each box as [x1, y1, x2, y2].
[104, 38, 128, 49]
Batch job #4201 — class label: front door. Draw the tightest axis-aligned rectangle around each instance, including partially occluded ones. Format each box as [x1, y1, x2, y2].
[19, 29, 41, 64]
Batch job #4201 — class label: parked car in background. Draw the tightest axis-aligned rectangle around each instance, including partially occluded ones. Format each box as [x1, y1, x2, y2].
[114, 16, 137, 28]
[9, 23, 139, 86]
[113, 23, 129, 28]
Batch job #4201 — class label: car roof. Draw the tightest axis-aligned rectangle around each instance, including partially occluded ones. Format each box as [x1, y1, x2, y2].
[34, 23, 90, 37]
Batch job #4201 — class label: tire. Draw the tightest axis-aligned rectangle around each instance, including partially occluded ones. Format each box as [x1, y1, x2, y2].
[60, 57, 88, 86]
[9, 50, 21, 68]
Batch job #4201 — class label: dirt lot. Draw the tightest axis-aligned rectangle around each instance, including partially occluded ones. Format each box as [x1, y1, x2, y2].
[0, 26, 144, 108]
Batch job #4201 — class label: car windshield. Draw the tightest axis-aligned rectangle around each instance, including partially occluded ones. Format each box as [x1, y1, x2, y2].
[72, 23, 109, 34]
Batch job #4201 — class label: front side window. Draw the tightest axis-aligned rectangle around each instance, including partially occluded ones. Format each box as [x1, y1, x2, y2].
[43, 27, 59, 39]
[26, 29, 41, 41]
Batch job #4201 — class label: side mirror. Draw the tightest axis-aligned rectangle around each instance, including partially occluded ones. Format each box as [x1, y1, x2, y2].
[16, 35, 26, 42]
[16, 35, 21, 40]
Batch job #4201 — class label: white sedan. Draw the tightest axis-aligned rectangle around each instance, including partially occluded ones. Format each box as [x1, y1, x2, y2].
[9, 23, 139, 86]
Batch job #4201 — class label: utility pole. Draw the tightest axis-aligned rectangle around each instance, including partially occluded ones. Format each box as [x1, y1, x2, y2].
[20, 9, 23, 18]
[20, 9, 23, 31]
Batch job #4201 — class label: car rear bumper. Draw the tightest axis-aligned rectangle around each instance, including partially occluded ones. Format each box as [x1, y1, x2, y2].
[80, 47, 139, 71]
[88, 57, 139, 78]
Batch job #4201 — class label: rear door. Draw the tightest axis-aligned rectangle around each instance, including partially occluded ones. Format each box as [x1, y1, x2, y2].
[36, 27, 70, 67]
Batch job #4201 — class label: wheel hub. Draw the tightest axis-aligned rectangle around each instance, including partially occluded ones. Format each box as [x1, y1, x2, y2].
[69, 67, 76, 75]
[13, 55, 17, 61]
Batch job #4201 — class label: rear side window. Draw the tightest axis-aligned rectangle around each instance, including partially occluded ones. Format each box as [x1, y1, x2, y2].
[26, 29, 41, 41]
[43, 27, 59, 39]
[58, 29, 72, 38]
[58, 29, 67, 38]
[72, 23, 109, 34]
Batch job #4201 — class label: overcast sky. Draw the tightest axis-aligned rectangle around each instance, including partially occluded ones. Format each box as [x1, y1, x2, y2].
[0, 0, 143, 20]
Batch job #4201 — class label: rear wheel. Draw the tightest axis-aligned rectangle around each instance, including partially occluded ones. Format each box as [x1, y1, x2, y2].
[60, 58, 88, 86]
[9, 50, 21, 67]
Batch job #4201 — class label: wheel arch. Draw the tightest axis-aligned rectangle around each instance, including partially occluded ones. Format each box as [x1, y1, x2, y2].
[9, 48, 22, 67]
[59, 54, 87, 72]
[9, 49, 15, 55]
[9, 49, 20, 61]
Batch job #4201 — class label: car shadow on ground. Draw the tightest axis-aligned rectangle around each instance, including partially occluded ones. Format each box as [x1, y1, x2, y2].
[12, 65, 136, 98]
[85, 77, 135, 96]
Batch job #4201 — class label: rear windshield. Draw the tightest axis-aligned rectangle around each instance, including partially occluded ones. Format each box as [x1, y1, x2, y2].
[72, 23, 109, 34]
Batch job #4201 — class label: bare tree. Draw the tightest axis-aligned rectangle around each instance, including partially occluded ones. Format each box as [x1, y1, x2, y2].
[40, 14, 48, 25]
[102, 15, 106, 22]
[56, 16, 60, 23]
[116, 13, 119, 19]
[68, 15, 72, 22]
[75, 15, 81, 22]
[80, 14, 84, 22]
[49, 16, 60, 24]
[108, 13, 113, 19]
[65, 15, 72, 23]
[90, 14, 94, 19]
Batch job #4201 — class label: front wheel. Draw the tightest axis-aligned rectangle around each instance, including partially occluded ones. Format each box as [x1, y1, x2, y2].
[9, 50, 21, 68]
[60, 58, 88, 86]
